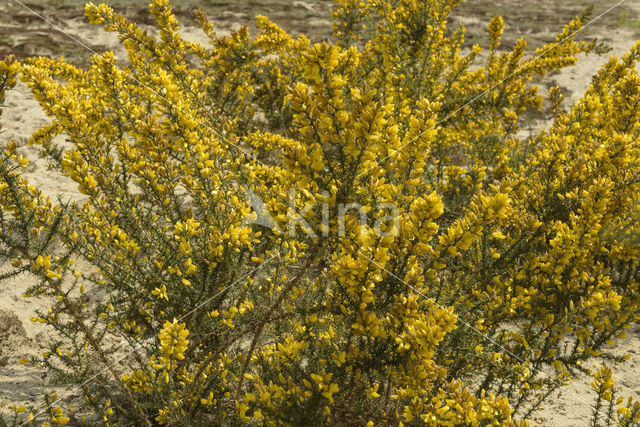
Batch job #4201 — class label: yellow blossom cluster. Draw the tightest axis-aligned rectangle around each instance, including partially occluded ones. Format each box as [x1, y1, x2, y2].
[591, 363, 640, 425]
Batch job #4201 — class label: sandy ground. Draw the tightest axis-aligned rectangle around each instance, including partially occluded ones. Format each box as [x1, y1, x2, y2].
[1, 0, 640, 424]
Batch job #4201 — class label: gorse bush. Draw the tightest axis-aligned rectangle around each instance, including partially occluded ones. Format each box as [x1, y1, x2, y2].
[2, 0, 640, 424]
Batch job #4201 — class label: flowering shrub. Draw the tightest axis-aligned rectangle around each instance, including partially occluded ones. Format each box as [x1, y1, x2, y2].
[2, 0, 640, 425]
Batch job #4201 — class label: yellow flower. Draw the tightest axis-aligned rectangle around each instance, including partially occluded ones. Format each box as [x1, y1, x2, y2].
[151, 285, 169, 301]
[158, 319, 189, 369]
